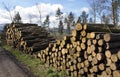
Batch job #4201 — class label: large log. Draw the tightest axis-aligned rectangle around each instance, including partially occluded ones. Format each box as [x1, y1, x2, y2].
[105, 42, 120, 49]
[104, 33, 120, 42]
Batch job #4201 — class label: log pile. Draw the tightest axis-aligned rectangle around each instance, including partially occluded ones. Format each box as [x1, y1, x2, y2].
[6, 23, 55, 53]
[38, 23, 120, 77]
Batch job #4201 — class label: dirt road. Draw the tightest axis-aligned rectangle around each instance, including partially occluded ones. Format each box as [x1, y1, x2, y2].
[0, 47, 35, 77]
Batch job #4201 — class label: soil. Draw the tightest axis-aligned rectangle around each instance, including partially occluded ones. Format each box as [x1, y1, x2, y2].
[0, 47, 37, 77]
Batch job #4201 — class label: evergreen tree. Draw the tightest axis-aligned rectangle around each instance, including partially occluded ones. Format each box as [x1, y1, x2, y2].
[81, 11, 89, 24]
[64, 12, 74, 34]
[55, 8, 63, 33]
[89, 17, 93, 23]
[43, 15, 50, 31]
[77, 16, 81, 23]
[58, 20, 63, 34]
[13, 12, 22, 23]
[56, 8, 63, 20]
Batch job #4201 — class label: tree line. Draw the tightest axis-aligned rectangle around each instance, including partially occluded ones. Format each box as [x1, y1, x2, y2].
[2, 0, 120, 34]
[43, 0, 120, 34]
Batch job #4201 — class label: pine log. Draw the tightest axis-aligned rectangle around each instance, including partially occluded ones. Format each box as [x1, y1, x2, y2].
[92, 39, 97, 45]
[117, 50, 120, 60]
[77, 62, 81, 70]
[111, 54, 118, 63]
[96, 53, 105, 61]
[106, 67, 112, 75]
[92, 65, 98, 73]
[105, 49, 119, 58]
[104, 33, 120, 42]
[92, 51, 96, 57]
[98, 39, 105, 46]
[81, 37, 86, 43]
[92, 57, 98, 65]
[98, 63, 105, 71]
[84, 60, 89, 67]
[110, 63, 116, 70]
[106, 58, 112, 66]
[106, 42, 120, 49]
[81, 30, 86, 37]
[83, 24, 87, 30]
[75, 23, 82, 31]
[80, 43, 86, 50]
[113, 70, 120, 77]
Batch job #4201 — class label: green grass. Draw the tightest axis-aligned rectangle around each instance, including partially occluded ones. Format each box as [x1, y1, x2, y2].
[2, 45, 68, 77]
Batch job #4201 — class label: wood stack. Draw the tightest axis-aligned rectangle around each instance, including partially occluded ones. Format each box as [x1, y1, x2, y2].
[38, 23, 120, 77]
[6, 23, 55, 53]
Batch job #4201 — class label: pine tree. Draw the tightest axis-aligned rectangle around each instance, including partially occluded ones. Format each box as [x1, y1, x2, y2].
[43, 15, 50, 31]
[55, 8, 63, 33]
[77, 16, 81, 23]
[80, 11, 89, 24]
[89, 17, 93, 23]
[64, 12, 74, 34]
[58, 20, 63, 34]
[13, 12, 22, 23]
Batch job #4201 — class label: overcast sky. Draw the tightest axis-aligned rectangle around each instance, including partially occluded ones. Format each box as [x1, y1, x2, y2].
[0, 0, 90, 27]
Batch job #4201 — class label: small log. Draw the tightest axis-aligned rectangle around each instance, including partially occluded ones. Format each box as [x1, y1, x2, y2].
[75, 23, 82, 31]
[113, 70, 120, 77]
[81, 37, 86, 43]
[88, 55, 93, 62]
[80, 43, 86, 50]
[96, 53, 105, 61]
[98, 63, 105, 71]
[117, 50, 120, 60]
[92, 57, 98, 65]
[110, 63, 116, 70]
[92, 65, 98, 73]
[77, 62, 81, 70]
[92, 39, 97, 44]
[111, 54, 118, 63]
[106, 58, 112, 66]
[81, 30, 86, 37]
[84, 60, 89, 67]
[106, 67, 112, 75]
[76, 46, 81, 52]
[98, 39, 105, 46]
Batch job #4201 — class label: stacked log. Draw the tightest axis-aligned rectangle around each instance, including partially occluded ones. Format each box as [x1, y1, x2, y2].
[6, 23, 55, 53]
[38, 23, 120, 77]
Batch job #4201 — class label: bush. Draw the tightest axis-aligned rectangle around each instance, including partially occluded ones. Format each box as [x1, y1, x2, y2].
[46, 68, 54, 75]
[59, 71, 67, 77]
[47, 72, 59, 77]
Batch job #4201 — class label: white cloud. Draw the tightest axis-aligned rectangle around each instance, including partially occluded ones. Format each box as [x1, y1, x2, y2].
[0, 3, 63, 28]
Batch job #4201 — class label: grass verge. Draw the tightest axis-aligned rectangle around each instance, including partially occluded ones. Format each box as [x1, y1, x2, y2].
[2, 45, 68, 77]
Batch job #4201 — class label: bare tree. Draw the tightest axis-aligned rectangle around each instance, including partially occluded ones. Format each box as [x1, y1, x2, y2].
[87, 0, 97, 23]
[2, 2, 13, 22]
[36, 3, 42, 26]
[100, 0, 120, 26]
[111, 0, 120, 26]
